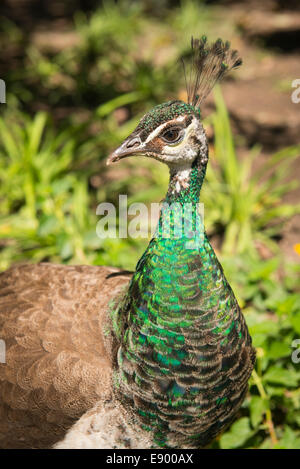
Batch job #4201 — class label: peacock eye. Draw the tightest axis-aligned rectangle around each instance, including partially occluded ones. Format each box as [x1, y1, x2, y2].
[161, 127, 182, 144]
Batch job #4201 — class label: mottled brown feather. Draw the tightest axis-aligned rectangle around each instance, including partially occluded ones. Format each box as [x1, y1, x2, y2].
[0, 263, 131, 448]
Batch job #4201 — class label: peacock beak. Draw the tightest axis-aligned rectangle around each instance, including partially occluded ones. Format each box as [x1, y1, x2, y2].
[107, 134, 145, 165]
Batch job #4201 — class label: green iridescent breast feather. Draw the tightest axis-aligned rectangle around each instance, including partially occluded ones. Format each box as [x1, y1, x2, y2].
[113, 208, 255, 448]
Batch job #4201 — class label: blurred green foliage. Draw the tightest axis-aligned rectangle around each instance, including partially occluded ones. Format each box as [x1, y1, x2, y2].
[203, 86, 300, 255]
[0, 0, 300, 449]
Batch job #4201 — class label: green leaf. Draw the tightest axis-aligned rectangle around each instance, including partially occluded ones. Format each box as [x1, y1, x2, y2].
[249, 321, 279, 337]
[267, 341, 291, 360]
[96, 91, 144, 117]
[274, 425, 300, 449]
[291, 312, 300, 334]
[263, 366, 299, 387]
[37, 215, 59, 237]
[249, 396, 268, 428]
[249, 258, 279, 281]
[220, 417, 255, 449]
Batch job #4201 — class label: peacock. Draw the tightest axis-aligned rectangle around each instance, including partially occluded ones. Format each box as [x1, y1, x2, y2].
[0, 37, 255, 449]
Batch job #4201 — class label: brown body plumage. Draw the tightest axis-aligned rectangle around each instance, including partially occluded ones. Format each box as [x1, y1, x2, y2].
[0, 263, 130, 448]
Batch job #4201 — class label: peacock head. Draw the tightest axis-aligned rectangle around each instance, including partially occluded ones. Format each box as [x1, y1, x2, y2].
[107, 37, 242, 171]
[107, 100, 206, 169]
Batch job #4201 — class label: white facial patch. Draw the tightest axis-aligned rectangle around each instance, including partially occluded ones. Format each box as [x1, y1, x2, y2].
[173, 167, 192, 192]
[144, 116, 185, 144]
[160, 116, 207, 193]
[160, 116, 204, 164]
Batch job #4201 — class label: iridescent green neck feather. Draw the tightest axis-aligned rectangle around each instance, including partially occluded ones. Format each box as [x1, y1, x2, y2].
[166, 157, 206, 205]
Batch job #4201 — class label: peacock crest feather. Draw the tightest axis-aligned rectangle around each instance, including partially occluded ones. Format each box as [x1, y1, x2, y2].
[182, 35, 242, 108]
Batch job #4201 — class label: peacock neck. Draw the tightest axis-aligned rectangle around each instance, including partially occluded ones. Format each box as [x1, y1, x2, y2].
[154, 155, 208, 246]
[114, 152, 233, 448]
[165, 156, 207, 205]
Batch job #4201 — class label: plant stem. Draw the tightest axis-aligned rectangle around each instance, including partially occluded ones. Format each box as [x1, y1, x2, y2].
[252, 369, 278, 446]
